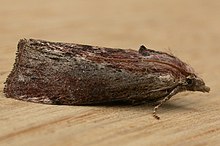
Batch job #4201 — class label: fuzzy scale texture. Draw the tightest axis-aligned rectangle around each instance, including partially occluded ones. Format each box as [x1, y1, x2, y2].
[4, 39, 204, 105]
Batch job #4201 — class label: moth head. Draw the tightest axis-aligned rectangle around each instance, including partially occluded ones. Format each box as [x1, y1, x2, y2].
[183, 75, 210, 93]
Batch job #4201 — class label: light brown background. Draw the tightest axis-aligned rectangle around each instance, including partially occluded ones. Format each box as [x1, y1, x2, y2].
[0, 0, 219, 146]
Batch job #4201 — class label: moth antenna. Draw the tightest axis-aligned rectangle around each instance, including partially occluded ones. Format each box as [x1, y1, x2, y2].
[166, 47, 174, 56]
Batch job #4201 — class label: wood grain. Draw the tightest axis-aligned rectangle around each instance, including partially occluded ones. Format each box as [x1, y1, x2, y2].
[0, 0, 220, 146]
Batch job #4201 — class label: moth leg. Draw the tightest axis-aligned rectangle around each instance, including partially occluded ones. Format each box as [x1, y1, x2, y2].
[153, 86, 181, 120]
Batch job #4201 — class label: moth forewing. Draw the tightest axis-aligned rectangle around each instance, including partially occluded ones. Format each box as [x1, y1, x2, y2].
[4, 39, 210, 120]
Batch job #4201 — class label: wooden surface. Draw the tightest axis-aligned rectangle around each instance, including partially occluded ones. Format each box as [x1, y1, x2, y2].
[0, 0, 220, 146]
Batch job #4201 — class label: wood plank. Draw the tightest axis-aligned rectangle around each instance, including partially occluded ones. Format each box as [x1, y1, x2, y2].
[0, 0, 219, 146]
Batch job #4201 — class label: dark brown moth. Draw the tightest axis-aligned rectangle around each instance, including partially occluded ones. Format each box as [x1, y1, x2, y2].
[4, 39, 210, 119]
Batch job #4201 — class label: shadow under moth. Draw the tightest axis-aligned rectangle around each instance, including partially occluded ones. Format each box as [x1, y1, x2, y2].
[4, 39, 210, 119]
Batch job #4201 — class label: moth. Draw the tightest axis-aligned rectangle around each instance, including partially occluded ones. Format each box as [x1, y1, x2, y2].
[4, 39, 210, 119]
